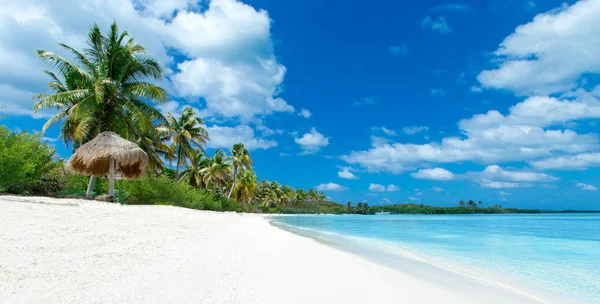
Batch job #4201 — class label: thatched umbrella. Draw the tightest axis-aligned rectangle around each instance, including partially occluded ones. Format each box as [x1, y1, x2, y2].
[66, 131, 148, 198]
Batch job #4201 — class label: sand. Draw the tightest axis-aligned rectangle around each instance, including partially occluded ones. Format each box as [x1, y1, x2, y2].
[0, 196, 547, 304]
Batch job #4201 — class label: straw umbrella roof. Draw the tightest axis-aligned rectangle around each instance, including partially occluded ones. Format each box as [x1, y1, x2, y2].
[66, 131, 148, 179]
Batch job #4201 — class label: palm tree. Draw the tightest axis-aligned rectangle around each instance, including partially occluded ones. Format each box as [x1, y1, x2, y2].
[200, 149, 231, 192]
[33, 22, 167, 195]
[307, 188, 319, 204]
[294, 189, 308, 206]
[165, 107, 209, 179]
[280, 185, 295, 207]
[179, 149, 211, 188]
[227, 143, 252, 199]
[234, 171, 257, 203]
[459, 200, 465, 207]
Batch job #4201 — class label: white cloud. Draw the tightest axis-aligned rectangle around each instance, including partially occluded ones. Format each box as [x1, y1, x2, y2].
[206, 125, 277, 150]
[433, 187, 444, 192]
[470, 165, 558, 189]
[411, 168, 455, 180]
[480, 180, 523, 189]
[499, 191, 510, 196]
[470, 86, 482, 93]
[0, 84, 52, 118]
[386, 184, 400, 192]
[298, 108, 312, 118]
[315, 182, 347, 192]
[477, 0, 600, 95]
[343, 93, 600, 174]
[576, 183, 597, 191]
[0, 0, 296, 123]
[372, 126, 397, 137]
[421, 16, 452, 34]
[409, 196, 420, 201]
[478, 165, 557, 182]
[530, 152, 600, 170]
[389, 44, 409, 55]
[402, 126, 429, 135]
[338, 168, 358, 180]
[369, 184, 386, 192]
[369, 183, 398, 192]
[431, 3, 472, 12]
[295, 128, 329, 154]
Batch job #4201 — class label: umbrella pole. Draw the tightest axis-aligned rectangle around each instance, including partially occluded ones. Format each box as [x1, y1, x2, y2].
[86, 176, 96, 198]
[109, 157, 115, 198]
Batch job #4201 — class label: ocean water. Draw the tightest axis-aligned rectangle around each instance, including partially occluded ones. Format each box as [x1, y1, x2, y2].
[272, 214, 600, 304]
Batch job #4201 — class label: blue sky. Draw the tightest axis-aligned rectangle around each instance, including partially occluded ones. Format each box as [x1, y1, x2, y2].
[2, 0, 600, 209]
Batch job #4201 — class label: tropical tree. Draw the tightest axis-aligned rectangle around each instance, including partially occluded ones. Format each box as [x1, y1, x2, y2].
[459, 200, 465, 207]
[295, 189, 308, 206]
[179, 149, 210, 188]
[307, 188, 319, 204]
[165, 107, 209, 179]
[200, 149, 231, 192]
[280, 185, 295, 206]
[33, 22, 167, 195]
[234, 171, 258, 204]
[227, 143, 252, 199]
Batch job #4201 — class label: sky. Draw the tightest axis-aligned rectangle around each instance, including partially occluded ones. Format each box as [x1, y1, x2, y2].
[1, 0, 600, 210]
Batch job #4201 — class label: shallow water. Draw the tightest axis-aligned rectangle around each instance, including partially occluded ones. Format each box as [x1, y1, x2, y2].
[272, 214, 600, 304]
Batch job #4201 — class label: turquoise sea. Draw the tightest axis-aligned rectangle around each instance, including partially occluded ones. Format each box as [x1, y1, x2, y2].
[272, 214, 600, 304]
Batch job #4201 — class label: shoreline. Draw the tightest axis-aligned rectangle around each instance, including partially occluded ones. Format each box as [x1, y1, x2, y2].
[1, 196, 548, 304]
[270, 219, 554, 304]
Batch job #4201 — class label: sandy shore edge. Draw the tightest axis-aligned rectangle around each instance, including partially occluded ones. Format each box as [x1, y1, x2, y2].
[1, 196, 547, 304]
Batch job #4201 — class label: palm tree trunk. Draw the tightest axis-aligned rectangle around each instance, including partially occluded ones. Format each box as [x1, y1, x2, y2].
[175, 145, 181, 180]
[227, 165, 237, 199]
[86, 176, 96, 198]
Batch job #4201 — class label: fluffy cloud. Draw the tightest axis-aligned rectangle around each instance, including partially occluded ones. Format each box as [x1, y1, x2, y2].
[576, 183, 597, 191]
[338, 167, 358, 179]
[0, 0, 295, 122]
[206, 125, 277, 150]
[315, 182, 347, 192]
[298, 108, 312, 118]
[499, 191, 510, 196]
[411, 168, 455, 180]
[421, 16, 452, 34]
[530, 153, 600, 170]
[368, 183, 398, 192]
[402, 126, 429, 135]
[295, 128, 330, 154]
[477, 0, 600, 95]
[386, 184, 400, 192]
[342, 93, 600, 174]
[369, 184, 386, 192]
[470, 165, 558, 189]
[372, 126, 397, 137]
[389, 44, 409, 55]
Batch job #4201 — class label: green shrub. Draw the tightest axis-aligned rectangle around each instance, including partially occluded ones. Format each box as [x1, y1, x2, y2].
[0, 126, 59, 194]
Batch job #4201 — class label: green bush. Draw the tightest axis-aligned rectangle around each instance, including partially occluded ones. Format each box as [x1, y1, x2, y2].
[0, 126, 59, 194]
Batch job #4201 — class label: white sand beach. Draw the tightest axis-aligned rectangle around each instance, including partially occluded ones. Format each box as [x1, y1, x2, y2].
[1, 196, 547, 304]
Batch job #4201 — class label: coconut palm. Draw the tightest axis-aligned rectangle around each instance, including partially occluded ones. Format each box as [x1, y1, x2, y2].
[280, 185, 295, 207]
[200, 149, 231, 192]
[33, 22, 167, 194]
[233, 171, 257, 203]
[227, 143, 253, 199]
[34, 22, 167, 145]
[179, 149, 211, 188]
[165, 107, 209, 179]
